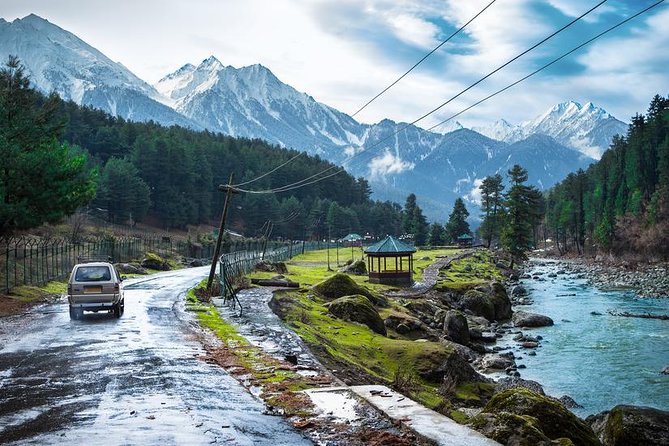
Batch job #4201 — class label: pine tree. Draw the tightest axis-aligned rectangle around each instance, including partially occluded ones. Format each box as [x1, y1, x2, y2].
[445, 198, 470, 243]
[501, 165, 534, 268]
[94, 157, 151, 224]
[478, 174, 504, 247]
[0, 56, 96, 235]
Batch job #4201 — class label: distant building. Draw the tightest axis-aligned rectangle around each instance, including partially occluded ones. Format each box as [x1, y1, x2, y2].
[457, 234, 473, 248]
[364, 235, 416, 286]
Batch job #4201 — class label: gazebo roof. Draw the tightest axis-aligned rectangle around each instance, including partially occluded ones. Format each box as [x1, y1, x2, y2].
[457, 234, 473, 240]
[365, 235, 416, 254]
[340, 233, 363, 242]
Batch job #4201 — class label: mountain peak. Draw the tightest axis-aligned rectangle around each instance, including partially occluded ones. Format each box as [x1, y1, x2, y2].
[199, 55, 222, 69]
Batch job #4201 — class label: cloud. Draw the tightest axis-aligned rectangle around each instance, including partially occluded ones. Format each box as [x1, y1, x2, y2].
[466, 178, 485, 205]
[368, 150, 415, 179]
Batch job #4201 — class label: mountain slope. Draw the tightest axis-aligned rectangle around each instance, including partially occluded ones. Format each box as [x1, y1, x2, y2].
[476, 101, 627, 159]
[0, 14, 197, 128]
[156, 57, 363, 161]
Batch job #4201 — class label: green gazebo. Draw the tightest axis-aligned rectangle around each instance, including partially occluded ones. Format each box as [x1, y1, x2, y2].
[364, 235, 417, 285]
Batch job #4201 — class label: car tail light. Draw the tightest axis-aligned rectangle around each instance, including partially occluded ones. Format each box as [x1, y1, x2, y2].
[114, 283, 120, 293]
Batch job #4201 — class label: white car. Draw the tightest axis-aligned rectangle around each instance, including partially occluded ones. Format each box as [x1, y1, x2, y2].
[67, 262, 125, 319]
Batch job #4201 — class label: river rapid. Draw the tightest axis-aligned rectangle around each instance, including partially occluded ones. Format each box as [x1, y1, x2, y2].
[504, 258, 669, 417]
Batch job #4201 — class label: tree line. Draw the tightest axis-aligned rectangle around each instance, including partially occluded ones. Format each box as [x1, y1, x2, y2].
[0, 56, 408, 240]
[544, 95, 668, 258]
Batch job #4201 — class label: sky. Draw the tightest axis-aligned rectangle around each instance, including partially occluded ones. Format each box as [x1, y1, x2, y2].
[2, 0, 668, 129]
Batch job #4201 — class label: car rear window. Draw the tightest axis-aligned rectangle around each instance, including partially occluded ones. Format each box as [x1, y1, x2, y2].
[75, 266, 112, 282]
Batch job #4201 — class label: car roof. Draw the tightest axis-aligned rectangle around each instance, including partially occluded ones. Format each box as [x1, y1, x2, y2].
[74, 262, 114, 267]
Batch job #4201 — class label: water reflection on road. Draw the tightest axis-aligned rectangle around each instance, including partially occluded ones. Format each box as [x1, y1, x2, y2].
[0, 267, 310, 445]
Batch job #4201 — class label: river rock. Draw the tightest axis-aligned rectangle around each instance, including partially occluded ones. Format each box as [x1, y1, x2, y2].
[495, 377, 545, 395]
[443, 310, 470, 345]
[587, 405, 669, 446]
[469, 388, 601, 446]
[513, 311, 554, 327]
[459, 290, 495, 322]
[482, 354, 514, 371]
[512, 285, 529, 297]
[327, 295, 386, 336]
[490, 282, 513, 320]
[661, 365, 669, 375]
[559, 395, 583, 409]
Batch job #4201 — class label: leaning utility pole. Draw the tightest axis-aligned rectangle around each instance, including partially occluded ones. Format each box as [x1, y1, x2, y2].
[207, 173, 236, 293]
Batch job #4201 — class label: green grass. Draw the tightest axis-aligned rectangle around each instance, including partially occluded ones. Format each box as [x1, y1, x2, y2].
[248, 247, 460, 291]
[436, 250, 503, 291]
[185, 279, 320, 417]
[8, 280, 67, 302]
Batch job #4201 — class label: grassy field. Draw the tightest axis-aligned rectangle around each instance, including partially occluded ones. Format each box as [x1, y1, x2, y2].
[248, 247, 461, 290]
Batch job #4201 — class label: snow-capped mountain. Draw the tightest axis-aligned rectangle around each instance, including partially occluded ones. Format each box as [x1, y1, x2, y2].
[156, 56, 363, 162]
[3, 14, 613, 220]
[0, 14, 196, 128]
[476, 101, 627, 159]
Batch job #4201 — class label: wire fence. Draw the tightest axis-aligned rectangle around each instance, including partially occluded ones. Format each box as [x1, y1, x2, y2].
[0, 235, 222, 294]
[218, 240, 331, 302]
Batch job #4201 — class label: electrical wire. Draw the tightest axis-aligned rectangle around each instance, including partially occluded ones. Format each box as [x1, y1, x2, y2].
[235, 0, 609, 195]
[233, 152, 303, 188]
[427, 0, 666, 133]
[350, 0, 497, 118]
[230, 1, 498, 189]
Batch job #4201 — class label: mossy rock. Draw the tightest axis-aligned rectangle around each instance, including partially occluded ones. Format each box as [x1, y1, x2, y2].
[313, 273, 387, 306]
[588, 405, 669, 446]
[408, 342, 482, 385]
[327, 295, 387, 336]
[338, 259, 367, 275]
[443, 310, 469, 345]
[478, 388, 601, 446]
[469, 411, 558, 445]
[460, 290, 496, 322]
[490, 282, 512, 320]
[141, 252, 171, 271]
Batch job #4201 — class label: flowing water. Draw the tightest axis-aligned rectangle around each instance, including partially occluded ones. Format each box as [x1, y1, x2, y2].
[504, 258, 669, 417]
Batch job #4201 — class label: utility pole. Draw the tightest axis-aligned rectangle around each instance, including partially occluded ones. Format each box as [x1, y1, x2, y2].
[327, 226, 332, 271]
[207, 173, 236, 293]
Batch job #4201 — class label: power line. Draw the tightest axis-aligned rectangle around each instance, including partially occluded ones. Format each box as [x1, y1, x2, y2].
[233, 152, 303, 188]
[231, 1, 497, 189]
[428, 0, 666, 133]
[350, 0, 497, 118]
[235, 0, 609, 195]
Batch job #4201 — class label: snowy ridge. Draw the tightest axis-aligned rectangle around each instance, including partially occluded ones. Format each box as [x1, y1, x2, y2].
[476, 101, 627, 159]
[0, 14, 197, 128]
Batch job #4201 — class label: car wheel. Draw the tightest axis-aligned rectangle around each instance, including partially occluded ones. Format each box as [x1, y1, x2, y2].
[120, 299, 125, 315]
[69, 306, 78, 320]
[113, 303, 122, 318]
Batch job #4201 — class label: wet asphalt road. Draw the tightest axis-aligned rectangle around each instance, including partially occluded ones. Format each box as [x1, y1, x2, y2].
[0, 267, 311, 445]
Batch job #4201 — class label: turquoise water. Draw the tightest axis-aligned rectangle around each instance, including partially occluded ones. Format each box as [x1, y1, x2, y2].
[506, 259, 669, 417]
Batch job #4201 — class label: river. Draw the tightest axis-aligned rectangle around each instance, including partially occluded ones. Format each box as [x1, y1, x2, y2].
[503, 258, 669, 417]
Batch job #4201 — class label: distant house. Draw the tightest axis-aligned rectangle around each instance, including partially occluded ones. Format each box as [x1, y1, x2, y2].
[339, 233, 363, 247]
[364, 235, 416, 286]
[457, 234, 473, 247]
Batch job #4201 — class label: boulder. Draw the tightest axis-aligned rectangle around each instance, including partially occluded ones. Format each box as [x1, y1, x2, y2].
[254, 261, 288, 274]
[495, 377, 545, 395]
[470, 388, 601, 446]
[443, 310, 470, 345]
[587, 405, 669, 446]
[513, 311, 554, 328]
[460, 290, 495, 321]
[140, 253, 171, 271]
[338, 259, 367, 275]
[490, 282, 513, 320]
[661, 365, 669, 375]
[327, 295, 387, 336]
[559, 395, 583, 409]
[313, 273, 387, 306]
[114, 263, 146, 275]
[512, 285, 529, 297]
[481, 354, 515, 371]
